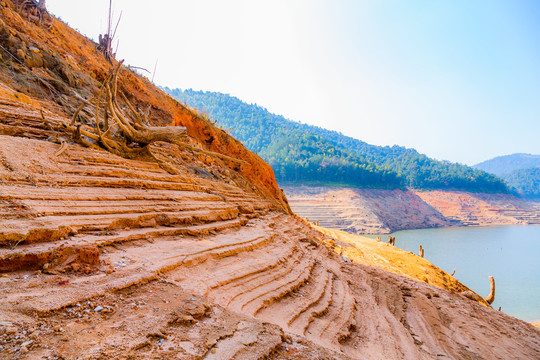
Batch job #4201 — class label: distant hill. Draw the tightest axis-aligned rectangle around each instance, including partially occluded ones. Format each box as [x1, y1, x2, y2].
[503, 167, 540, 198]
[474, 154, 540, 198]
[164, 88, 508, 193]
[474, 153, 540, 176]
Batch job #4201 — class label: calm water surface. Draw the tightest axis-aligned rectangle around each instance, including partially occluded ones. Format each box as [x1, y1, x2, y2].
[388, 225, 540, 322]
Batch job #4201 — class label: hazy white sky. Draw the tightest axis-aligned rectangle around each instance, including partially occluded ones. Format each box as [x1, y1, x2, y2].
[47, 0, 540, 165]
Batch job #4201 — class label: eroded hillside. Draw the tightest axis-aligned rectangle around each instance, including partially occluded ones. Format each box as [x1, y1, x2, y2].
[0, 2, 539, 359]
[284, 186, 540, 234]
[0, 0, 289, 211]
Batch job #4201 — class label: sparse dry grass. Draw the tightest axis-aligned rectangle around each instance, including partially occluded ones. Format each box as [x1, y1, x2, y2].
[313, 224, 471, 293]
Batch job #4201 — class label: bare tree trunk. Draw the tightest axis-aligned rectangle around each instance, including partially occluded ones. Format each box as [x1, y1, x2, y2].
[484, 276, 495, 305]
[65, 61, 246, 166]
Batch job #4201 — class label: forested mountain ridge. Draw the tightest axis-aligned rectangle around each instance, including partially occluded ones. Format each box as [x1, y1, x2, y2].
[503, 167, 540, 198]
[165, 88, 509, 193]
[474, 154, 540, 198]
[263, 132, 403, 188]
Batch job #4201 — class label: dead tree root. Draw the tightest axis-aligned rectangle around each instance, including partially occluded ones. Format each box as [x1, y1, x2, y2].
[63, 61, 247, 167]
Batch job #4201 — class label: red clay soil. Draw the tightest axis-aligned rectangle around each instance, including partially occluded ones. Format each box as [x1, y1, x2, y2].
[0, 2, 539, 359]
[0, 0, 289, 213]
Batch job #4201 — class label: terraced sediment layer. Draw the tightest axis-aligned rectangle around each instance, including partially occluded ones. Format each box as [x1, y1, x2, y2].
[284, 186, 540, 234]
[283, 186, 454, 234]
[1, 93, 539, 360]
[0, 2, 539, 358]
[416, 190, 540, 226]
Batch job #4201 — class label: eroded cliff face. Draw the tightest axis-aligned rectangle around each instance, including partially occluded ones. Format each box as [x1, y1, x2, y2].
[283, 186, 455, 234]
[415, 190, 540, 226]
[0, 0, 289, 212]
[284, 186, 540, 234]
[0, 2, 539, 359]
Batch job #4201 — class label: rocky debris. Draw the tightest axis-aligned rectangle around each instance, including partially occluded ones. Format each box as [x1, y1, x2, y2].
[168, 299, 212, 325]
[2, 208, 538, 360]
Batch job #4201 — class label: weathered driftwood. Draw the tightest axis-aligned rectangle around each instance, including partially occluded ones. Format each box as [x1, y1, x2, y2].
[484, 276, 495, 305]
[64, 62, 247, 166]
[461, 276, 495, 306]
[54, 140, 68, 157]
[461, 291, 484, 303]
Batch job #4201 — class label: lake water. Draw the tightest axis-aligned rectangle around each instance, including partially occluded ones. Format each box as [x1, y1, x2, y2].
[388, 225, 540, 322]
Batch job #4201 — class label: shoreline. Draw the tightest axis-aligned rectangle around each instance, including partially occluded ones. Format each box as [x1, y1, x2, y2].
[284, 186, 540, 235]
[374, 222, 540, 237]
[312, 224, 473, 294]
[374, 225, 540, 323]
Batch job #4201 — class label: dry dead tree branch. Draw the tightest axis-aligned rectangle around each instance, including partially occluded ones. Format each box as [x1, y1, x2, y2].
[97, 0, 121, 63]
[461, 275, 495, 306]
[63, 62, 247, 167]
[54, 140, 67, 157]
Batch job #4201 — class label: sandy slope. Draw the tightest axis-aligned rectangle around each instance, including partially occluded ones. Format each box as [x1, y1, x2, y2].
[0, 82, 538, 360]
[312, 225, 471, 294]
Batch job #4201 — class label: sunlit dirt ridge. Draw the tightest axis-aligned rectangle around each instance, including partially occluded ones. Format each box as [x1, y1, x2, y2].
[0, 2, 539, 359]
